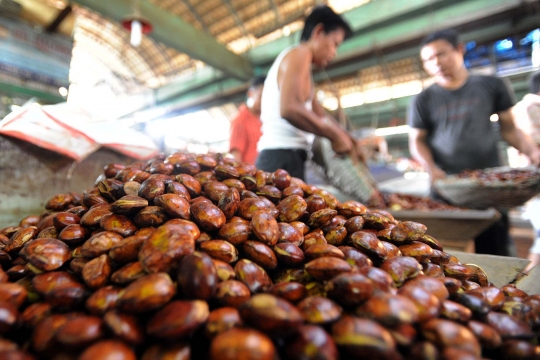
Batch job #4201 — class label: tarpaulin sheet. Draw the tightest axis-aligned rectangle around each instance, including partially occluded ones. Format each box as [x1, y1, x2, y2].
[0, 103, 159, 161]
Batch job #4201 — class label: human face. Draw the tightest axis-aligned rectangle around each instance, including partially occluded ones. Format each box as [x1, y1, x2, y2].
[311, 26, 345, 68]
[420, 39, 464, 80]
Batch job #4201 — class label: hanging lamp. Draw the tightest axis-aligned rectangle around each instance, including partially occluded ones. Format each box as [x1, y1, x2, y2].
[121, 0, 153, 47]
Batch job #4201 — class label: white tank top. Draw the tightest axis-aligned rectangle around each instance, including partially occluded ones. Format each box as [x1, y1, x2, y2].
[258, 46, 314, 151]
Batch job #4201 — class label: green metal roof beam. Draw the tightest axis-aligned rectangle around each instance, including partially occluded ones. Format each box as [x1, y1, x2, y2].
[72, 0, 254, 81]
[248, 0, 523, 66]
[145, 0, 532, 118]
[153, 67, 227, 104]
[0, 81, 64, 104]
[337, 0, 525, 63]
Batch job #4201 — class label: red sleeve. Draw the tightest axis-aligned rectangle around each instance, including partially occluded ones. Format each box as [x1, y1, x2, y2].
[229, 112, 248, 154]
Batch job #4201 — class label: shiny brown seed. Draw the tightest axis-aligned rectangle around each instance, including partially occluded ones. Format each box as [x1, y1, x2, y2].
[274, 242, 305, 267]
[210, 327, 276, 360]
[139, 223, 195, 273]
[304, 244, 344, 261]
[0, 282, 27, 308]
[304, 257, 351, 281]
[118, 273, 176, 313]
[191, 202, 226, 231]
[467, 320, 502, 349]
[357, 293, 419, 327]
[390, 221, 427, 242]
[235, 259, 273, 294]
[82, 254, 112, 289]
[331, 315, 397, 358]
[339, 246, 373, 268]
[381, 256, 422, 287]
[200, 240, 238, 263]
[251, 210, 279, 246]
[212, 259, 236, 281]
[81, 231, 123, 258]
[79, 340, 136, 360]
[45, 193, 74, 211]
[147, 300, 209, 340]
[242, 240, 278, 270]
[362, 211, 390, 230]
[164, 218, 201, 240]
[204, 307, 242, 338]
[326, 272, 374, 307]
[398, 241, 434, 263]
[20, 302, 51, 328]
[302, 230, 327, 251]
[141, 343, 191, 360]
[85, 285, 121, 316]
[215, 165, 240, 181]
[21, 238, 71, 271]
[350, 231, 388, 263]
[133, 206, 170, 228]
[398, 283, 441, 323]
[406, 276, 449, 302]
[111, 261, 147, 285]
[214, 280, 251, 308]
[176, 174, 202, 197]
[240, 293, 303, 334]
[110, 195, 148, 215]
[217, 222, 251, 246]
[337, 200, 367, 218]
[166, 181, 191, 201]
[282, 185, 304, 197]
[218, 187, 240, 219]
[277, 195, 307, 222]
[178, 252, 218, 300]
[267, 282, 308, 304]
[103, 311, 145, 345]
[5, 227, 38, 253]
[80, 204, 112, 228]
[138, 177, 165, 202]
[421, 318, 481, 357]
[52, 212, 80, 231]
[55, 315, 104, 347]
[297, 295, 342, 324]
[32, 271, 86, 308]
[440, 299, 472, 323]
[109, 234, 147, 264]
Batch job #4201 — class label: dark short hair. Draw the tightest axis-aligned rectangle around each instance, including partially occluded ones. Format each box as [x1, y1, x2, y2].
[300, 5, 353, 42]
[529, 71, 540, 94]
[249, 75, 266, 89]
[420, 29, 460, 49]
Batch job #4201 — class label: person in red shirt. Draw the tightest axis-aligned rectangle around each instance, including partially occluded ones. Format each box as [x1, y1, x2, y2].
[229, 76, 266, 164]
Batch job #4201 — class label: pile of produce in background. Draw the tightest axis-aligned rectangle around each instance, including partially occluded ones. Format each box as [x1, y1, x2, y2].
[0, 152, 538, 359]
[381, 192, 464, 212]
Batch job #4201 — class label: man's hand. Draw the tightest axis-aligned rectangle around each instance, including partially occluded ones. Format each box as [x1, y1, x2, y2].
[429, 166, 447, 184]
[329, 127, 355, 156]
[528, 146, 540, 167]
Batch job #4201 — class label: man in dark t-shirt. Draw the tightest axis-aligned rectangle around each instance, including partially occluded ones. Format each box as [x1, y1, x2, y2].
[408, 29, 540, 256]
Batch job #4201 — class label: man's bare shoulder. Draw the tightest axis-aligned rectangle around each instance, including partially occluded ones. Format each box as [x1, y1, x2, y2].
[280, 45, 311, 67]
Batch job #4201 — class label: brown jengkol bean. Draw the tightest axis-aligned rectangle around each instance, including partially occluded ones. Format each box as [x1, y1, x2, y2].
[0, 152, 536, 359]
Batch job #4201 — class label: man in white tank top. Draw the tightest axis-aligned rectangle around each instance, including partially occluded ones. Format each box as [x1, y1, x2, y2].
[256, 5, 362, 180]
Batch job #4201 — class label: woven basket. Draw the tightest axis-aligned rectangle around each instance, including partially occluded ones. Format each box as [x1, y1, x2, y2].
[309, 136, 377, 204]
[434, 166, 540, 209]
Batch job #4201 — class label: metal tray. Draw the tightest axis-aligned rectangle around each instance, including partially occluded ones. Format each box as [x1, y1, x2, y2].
[389, 208, 501, 244]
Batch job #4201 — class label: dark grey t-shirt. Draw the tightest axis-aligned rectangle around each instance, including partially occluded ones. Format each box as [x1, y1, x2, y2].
[407, 75, 514, 174]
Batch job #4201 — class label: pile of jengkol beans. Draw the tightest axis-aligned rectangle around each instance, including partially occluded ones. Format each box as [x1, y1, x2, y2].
[0, 152, 538, 360]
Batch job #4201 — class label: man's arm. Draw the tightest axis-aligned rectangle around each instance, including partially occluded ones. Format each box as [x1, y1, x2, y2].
[499, 109, 540, 166]
[409, 128, 446, 182]
[230, 149, 243, 162]
[277, 47, 354, 156]
[229, 116, 247, 162]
